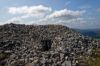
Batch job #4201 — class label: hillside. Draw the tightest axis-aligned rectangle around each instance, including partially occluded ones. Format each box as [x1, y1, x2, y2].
[0, 23, 100, 66]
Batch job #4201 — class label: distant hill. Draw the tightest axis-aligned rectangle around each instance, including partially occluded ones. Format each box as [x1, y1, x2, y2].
[75, 29, 100, 39]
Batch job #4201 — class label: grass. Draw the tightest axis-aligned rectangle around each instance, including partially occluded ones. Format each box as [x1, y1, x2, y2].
[75, 45, 100, 66]
[0, 53, 7, 61]
[78, 48, 100, 66]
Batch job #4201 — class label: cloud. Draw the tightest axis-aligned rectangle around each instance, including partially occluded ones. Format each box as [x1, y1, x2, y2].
[8, 5, 52, 16]
[42, 9, 86, 25]
[6, 5, 87, 28]
[0, 17, 21, 25]
[79, 5, 91, 9]
[97, 8, 100, 12]
[65, 1, 71, 6]
[7, 17, 21, 22]
[47, 9, 85, 19]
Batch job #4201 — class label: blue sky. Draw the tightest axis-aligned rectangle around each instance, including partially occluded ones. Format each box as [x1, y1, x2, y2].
[0, 0, 100, 29]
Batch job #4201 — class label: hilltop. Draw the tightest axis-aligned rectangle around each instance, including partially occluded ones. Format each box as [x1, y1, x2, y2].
[0, 23, 100, 66]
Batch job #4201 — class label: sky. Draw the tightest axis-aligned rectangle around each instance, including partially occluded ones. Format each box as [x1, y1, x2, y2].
[0, 0, 100, 29]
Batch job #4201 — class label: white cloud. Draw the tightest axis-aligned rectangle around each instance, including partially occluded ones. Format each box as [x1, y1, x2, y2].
[7, 17, 21, 22]
[47, 9, 85, 19]
[8, 5, 52, 16]
[79, 5, 91, 9]
[39, 9, 86, 25]
[6, 5, 87, 28]
[0, 17, 21, 25]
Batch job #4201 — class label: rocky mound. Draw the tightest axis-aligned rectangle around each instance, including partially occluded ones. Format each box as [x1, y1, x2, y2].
[0, 23, 99, 66]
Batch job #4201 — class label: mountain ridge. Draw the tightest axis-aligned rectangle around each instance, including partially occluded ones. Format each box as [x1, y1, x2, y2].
[74, 29, 100, 39]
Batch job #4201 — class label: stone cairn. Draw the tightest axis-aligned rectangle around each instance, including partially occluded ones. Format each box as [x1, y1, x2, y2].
[0, 23, 100, 66]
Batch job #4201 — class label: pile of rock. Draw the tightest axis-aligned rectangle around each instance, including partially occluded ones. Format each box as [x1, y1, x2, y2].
[0, 23, 99, 66]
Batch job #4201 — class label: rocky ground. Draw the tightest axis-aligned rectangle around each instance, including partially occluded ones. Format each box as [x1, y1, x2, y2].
[0, 23, 100, 66]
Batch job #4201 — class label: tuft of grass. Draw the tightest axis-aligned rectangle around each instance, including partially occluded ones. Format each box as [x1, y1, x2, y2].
[77, 48, 100, 66]
[0, 53, 9, 61]
[86, 49, 100, 66]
